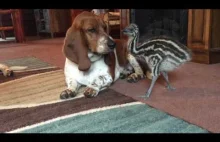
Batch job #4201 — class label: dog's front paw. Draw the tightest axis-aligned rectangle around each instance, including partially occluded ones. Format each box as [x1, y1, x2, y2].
[60, 89, 76, 99]
[83, 87, 98, 98]
[127, 73, 146, 83]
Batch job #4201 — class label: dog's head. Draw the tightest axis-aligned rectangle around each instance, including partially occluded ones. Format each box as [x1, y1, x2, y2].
[62, 11, 116, 71]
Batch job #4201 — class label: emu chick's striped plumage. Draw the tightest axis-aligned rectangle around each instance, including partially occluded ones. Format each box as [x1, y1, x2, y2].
[122, 23, 192, 98]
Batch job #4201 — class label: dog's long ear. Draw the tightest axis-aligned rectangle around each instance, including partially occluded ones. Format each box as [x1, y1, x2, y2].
[114, 39, 129, 67]
[104, 51, 116, 81]
[62, 27, 91, 71]
[104, 39, 128, 81]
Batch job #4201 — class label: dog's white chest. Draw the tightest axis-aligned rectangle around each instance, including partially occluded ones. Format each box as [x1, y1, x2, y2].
[64, 58, 110, 86]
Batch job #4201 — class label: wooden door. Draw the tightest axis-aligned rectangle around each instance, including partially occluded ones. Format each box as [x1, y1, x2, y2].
[187, 9, 211, 64]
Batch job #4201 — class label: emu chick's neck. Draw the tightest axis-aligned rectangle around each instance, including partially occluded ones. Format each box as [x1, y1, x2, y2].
[128, 36, 139, 54]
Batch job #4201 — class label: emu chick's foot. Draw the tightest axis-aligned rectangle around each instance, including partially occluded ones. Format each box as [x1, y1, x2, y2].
[138, 75, 159, 99]
[161, 71, 176, 91]
[166, 85, 176, 91]
[138, 95, 150, 100]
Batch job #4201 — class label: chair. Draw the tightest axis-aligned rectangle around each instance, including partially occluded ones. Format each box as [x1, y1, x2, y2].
[0, 9, 25, 42]
[103, 9, 120, 38]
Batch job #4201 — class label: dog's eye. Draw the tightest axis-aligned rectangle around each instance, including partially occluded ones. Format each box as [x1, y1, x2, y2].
[88, 28, 96, 33]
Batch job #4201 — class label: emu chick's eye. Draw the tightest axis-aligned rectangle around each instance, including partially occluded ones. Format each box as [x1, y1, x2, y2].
[88, 28, 96, 33]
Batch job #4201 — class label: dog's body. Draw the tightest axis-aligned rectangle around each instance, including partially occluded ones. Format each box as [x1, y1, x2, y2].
[60, 11, 135, 99]
[64, 50, 123, 96]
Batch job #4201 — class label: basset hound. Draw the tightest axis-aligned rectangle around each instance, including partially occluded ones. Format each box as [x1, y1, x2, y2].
[60, 11, 142, 99]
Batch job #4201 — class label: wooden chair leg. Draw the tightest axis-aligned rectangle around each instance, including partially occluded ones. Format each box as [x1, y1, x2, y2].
[0, 15, 6, 40]
[0, 31, 6, 39]
[11, 9, 25, 43]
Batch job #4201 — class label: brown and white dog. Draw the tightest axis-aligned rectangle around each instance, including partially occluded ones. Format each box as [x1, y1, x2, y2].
[60, 11, 141, 99]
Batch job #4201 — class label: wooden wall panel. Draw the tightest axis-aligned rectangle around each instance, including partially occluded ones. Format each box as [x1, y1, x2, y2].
[211, 9, 220, 49]
[187, 9, 211, 50]
[49, 9, 71, 33]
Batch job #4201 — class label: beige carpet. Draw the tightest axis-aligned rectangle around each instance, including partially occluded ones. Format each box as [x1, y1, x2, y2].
[0, 70, 67, 107]
[0, 70, 88, 108]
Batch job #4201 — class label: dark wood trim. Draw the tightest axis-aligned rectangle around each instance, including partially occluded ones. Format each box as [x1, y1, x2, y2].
[210, 50, 220, 64]
[70, 9, 86, 23]
[120, 9, 130, 39]
[0, 9, 15, 15]
[209, 48, 220, 52]
[0, 26, 13, 31]
[187, 9, 211, 51]
[191, 48, 220, 64]
[187, 9, 220, 64]
[11, 9, 25, 43]
[190, 48, 209, 64]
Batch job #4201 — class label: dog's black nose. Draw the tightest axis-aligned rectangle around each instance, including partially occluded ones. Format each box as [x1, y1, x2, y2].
[107, 37, 116, 49]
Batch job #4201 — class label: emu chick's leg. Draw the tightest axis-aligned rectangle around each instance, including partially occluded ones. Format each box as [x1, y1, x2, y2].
[139, 75, 159, 99]
[127, 54, 145, 83]
[161, 71, 175, 91]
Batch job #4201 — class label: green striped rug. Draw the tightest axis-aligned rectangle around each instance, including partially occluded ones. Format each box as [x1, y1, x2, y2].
[10, 102, 208, 133]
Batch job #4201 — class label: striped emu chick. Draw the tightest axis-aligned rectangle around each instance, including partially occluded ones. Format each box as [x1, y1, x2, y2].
[122, 23, 192, 98]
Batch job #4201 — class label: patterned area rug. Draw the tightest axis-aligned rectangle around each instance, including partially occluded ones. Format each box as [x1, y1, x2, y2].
[0, 59, 209, 133]
[0, 88, 208, 133]
[0, 70, 208, 133]
[0, 56, 59, 84]
[13, 102, 208, 133]
[0, 70, 66, 107]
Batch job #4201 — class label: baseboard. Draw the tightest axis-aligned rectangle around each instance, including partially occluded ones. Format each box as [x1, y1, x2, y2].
[190, 48, 210, 64]
[210, 48, 220, 64]
[190, 48, 220, 64]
